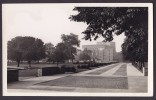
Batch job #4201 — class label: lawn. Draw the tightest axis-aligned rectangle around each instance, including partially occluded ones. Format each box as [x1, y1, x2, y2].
[8, 63, 62, 68]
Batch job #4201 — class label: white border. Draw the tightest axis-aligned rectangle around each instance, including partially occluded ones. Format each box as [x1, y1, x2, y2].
[2, 3, 153, 96]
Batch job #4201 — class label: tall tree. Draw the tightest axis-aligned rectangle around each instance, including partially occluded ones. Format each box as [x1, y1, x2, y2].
[53, 43, 68, 65]
[21, 37, 36, 67]
[7, 36, 23, 67]
[45, 43, 55, 62]
[70, 7, 147, 41]
[34, 38, 46, 63]
[121, 28, 148, 68]
[7, 36, 45, 67]
[61, 33, 80, 63]
[70, 7, 148, 67]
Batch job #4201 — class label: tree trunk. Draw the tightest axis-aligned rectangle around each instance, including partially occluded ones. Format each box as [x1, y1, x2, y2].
[17, 60, 20, 67]
[28, 61, 31, 68]
[143, 61, 145, 67]
[57, 62, 59, 66]
[140, 62, 142, 69]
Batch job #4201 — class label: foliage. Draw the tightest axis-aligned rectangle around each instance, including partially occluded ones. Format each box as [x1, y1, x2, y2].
[79, 48, 92, 61]
[70, 7, 147, 41]
[122, 28, 148, 63]
[70, 7, 148, 66]
[61, 33, 80, 62]
[7, 36, 45, 67]
[45, 43, 55, 62]
[53, 43, 68, 64]
[61, 33, 80, 47]
[35, 38, 46, 62]
[7, 37, 23, 67]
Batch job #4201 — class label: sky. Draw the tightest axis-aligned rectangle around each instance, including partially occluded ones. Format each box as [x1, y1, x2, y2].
[2, 4, 126, 52]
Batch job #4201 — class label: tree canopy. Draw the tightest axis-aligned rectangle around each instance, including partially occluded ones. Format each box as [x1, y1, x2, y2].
[70, 7, 147, 41]
[33, 33, 80, 64]
[7, 36, 45, 67]
[79, 48, 92, 61]
[35, 38, 45, 62]
[53, 42, 69, 64]
[70, 7, 148, 66]
[45, 43, 55, 62]
[61, 33, 80, 62]
[8, 36, 23, 67]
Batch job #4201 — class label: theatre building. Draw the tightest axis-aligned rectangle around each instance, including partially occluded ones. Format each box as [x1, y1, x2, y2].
[82, 42, 116, 63]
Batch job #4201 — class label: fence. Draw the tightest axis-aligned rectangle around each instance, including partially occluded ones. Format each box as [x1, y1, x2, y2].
[132, 62, 148, 76]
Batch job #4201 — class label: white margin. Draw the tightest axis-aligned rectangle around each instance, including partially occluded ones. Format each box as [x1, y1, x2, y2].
[2, 3, 153, 96]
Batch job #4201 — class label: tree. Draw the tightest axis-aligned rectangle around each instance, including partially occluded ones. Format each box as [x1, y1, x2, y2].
[61, 33, 80, 63]
[7, 36, 23, 67]
[70, 7, 148, 67]
[7, 36, 45, 67]
[53, 43, 68, 65]
[79, 48, 92, 62]
[121, 28, 148, 69]
[70, 7, 147, 41]
[34, 38, 46, 63]
[45, 43, 55, 62]
[21, 37, 36, 67]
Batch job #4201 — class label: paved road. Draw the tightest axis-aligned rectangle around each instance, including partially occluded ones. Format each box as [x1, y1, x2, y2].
[7, 63, 147, 94]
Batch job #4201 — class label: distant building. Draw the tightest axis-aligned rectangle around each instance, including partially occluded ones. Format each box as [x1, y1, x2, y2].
[82, 42, 116, 63]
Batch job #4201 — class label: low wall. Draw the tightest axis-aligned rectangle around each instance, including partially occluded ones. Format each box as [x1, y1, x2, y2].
[77, 64, 90, 69]
[42, 67, 60, 76]
[7, 69, 19, 83]
[19, 67, 61, 77]
[19, 68, 40, 77]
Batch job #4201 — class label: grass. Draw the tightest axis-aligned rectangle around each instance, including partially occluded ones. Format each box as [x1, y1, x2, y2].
[87, 64, 119, 75]
[37, 76, 128, 89]
[8, 63, 61, 68]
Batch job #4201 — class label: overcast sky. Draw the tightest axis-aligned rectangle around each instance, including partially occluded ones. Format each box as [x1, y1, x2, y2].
[2, 4, 126, 52]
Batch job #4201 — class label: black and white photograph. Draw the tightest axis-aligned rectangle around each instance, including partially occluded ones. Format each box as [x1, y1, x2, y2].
[2, 3, 153, 96]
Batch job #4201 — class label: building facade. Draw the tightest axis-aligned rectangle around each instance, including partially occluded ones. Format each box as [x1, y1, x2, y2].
[82, 42, 116, 63]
